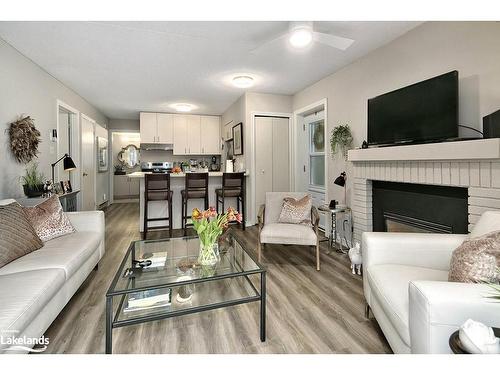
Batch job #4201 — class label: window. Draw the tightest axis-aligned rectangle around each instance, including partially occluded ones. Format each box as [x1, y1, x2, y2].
[309, 119, 325, 187]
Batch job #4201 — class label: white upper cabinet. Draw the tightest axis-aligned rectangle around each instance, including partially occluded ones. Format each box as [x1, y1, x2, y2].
[157, 113, 174, 143]
[201, 116, 220, 154]
[140, 112, 158, 143]
[187, 115, 201, 154]
[173, 115, 189, 155]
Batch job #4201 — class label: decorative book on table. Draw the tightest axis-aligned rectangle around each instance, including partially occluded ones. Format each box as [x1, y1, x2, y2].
[124, 288, 172, 313]
[140, 251, 167, 268]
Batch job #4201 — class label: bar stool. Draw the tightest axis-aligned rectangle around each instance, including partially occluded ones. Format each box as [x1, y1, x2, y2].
[215, 172, 245, 230]
[181, 172, 209, 235]
[143, 173, 173, 239]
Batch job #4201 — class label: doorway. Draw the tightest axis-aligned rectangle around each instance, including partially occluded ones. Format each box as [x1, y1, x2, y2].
[254, 116, 291, 216]
[81, 115, 96, 211]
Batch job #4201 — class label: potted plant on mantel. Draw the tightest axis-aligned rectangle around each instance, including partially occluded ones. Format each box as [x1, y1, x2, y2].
[330, 124, 353, 160]
[191, 207, 242, 267]
[21, 163, 45, 197]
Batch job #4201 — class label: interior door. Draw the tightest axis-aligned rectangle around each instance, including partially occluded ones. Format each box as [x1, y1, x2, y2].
[81, 116, 95, 211]
[201, 116, 220, 154]
[255, 117, 274, 213]
[173, 115, 188, 155]
[187, 115, 201, 154]
[272, 117, 290, 191]
[140, 112, 157, 143]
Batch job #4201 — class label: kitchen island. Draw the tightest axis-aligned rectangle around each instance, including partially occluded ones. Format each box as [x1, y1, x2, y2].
[128, 171, 248, 232]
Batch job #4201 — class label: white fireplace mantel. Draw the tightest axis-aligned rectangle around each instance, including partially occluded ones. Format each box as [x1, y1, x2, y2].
[348, 138, 500, 162]
[348, 138, 500, 245]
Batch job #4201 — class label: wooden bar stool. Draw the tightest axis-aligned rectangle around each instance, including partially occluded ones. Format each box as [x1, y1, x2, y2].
[143, 173, 173, 239]
[215, 172, 245, 230]
[181, 172, 209, 235]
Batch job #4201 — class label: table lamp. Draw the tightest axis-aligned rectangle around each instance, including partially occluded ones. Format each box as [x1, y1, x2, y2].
[51, 154, 76, 184]
[334, 171, 347, 206]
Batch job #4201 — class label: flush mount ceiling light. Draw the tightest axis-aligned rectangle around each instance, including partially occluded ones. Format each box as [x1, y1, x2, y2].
[289, 26, 313, 48]
[171, 103, 194, 112]
[232, 75, 254, 88]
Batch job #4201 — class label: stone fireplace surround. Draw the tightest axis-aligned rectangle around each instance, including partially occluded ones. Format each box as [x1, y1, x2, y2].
[347, 138, 500, 245]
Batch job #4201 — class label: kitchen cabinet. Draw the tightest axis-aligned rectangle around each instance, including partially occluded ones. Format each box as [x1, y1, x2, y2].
[173, 115, 189, 155]
[114, 175, 139, 199]
[140, 112, 174, 144]
[201, 116, 221, 154]
[187, 115, 201, 154]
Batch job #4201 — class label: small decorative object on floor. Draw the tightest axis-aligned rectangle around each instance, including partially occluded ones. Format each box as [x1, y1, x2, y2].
[192, 206, 242, 267]
[458, 319, 500, 354]
[9, 115, 41, 163]
[348, 242, 362, 275]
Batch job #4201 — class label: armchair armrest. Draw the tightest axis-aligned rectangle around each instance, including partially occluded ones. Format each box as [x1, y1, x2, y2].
[67, 210, 105, 239]
[362, 232, 468, 271]
[257, 204, 265, 228]
[311, 206, 320, 232]
[409, 280, 500, 353]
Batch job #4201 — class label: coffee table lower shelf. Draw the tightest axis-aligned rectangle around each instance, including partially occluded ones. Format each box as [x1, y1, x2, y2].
[105, 271, 266, 354]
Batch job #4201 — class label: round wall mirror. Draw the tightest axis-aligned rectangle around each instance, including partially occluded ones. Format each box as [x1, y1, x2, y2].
[118, 144, 140, 169]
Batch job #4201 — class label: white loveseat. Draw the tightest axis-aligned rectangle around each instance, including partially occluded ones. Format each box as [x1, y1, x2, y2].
[0, 199, 105, 353]
[363, 210, 500, 354]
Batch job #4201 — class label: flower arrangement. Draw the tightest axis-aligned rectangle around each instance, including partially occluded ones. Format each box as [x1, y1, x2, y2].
[192, 207, 242, 266]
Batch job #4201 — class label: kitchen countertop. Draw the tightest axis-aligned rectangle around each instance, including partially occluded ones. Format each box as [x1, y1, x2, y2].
[127, 171, 248, 178]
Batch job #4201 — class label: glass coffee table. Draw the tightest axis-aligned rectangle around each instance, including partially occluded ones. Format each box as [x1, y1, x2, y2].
[105, 230, 266, 354]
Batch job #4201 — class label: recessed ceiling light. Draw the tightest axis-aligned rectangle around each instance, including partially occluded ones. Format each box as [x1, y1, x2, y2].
[171, 103, 194, 112]
[232, 75, 254, 88]
[289, 27, 313, 48]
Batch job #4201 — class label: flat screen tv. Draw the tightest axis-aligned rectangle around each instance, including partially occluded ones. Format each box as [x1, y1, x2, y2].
[368, 71, 458, 146]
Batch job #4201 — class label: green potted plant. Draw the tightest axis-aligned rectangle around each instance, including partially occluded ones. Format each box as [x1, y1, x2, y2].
[330, 124, 353, 160]
[21, 163, 45, 197]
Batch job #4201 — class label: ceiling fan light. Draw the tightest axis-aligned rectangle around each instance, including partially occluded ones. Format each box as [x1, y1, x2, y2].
[289, 28, 313, 48]
[232, 75, 254, 88]
[172, 103, 194, 112]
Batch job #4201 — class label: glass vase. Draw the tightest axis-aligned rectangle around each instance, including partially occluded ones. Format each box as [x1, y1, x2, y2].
[198, 242, 220, 267]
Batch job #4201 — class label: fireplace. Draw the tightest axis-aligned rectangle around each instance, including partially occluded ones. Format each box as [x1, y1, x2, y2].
[372, 181, 468, 234]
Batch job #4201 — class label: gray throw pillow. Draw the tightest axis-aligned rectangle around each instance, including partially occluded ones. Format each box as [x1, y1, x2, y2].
[0, 202, 43, 268]
[448, 230, 500, 283]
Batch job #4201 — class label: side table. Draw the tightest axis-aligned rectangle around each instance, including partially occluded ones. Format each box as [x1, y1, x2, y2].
[449, 328, 500, 354]
[318, 205, 351, 253]
[16, 190, 80, 212]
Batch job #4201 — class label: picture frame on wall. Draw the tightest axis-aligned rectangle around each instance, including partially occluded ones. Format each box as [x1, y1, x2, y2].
[232, 122, 243, 156]
[97, 136, 108, 172]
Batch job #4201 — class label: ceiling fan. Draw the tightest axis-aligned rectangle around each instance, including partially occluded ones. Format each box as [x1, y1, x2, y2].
[251, 22, 355, 53]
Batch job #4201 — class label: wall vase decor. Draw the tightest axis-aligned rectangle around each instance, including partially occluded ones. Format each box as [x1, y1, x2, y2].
[9, 116, 41, 163]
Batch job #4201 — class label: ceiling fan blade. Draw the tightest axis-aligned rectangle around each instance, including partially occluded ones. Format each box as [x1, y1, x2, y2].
[249, 32, 288, 54]
[313, 32, 354, 51]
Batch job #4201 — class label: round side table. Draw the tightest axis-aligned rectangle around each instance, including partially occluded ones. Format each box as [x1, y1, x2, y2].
[449, 327, 500, 354]
[318, 205, 351, 253]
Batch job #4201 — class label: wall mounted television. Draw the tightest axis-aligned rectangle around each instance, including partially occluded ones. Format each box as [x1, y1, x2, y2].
[367, 70, 459, 146]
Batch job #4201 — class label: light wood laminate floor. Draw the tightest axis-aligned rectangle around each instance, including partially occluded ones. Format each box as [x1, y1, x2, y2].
[42, 203, 391, 354]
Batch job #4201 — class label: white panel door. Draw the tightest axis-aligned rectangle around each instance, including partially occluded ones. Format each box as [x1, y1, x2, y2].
[201, 115, 220, 154]
[255, 117, 274, 213]
[140, 112, 157, 143]
[81, 116, 96, 211]
[272, 117, 290, 191]
[157, 113, 173, 143]
[173, 115, 188, 155]
[187, 115, 201, 154]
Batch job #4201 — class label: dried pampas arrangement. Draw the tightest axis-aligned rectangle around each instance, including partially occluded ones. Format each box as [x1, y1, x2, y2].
[9, 116, 41, 163]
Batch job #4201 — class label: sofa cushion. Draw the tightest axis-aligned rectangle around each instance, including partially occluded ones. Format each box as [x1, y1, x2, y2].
[0, 202, 43, 269]
[260, 223, 316, 246]
[22, 195, 75, 242]
[0, 268, 65, 345]
[367, 264, 448, 346]
[278, 195, 312, 225]
[0, 231, 101, 280]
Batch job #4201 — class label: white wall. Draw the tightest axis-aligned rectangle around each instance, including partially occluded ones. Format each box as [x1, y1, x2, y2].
[0, 38, 108, 199]
[109, 118, 139, 131]
[292, 21, 500, 210]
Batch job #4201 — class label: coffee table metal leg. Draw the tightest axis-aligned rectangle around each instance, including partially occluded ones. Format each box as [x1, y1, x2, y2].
[260, 271, 266, 342]
[106, 295, 113, 354]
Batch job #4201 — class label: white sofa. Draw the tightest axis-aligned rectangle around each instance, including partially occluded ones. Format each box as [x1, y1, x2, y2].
[363, 210, 500, 354]
[0, 199, 105, 353]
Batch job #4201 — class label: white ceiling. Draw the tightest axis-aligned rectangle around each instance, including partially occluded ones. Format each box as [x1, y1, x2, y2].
[0, 21, 421, 120]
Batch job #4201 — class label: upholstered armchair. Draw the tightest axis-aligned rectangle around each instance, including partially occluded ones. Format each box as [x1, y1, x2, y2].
[257, 192, 321, 270]
[363, 210, 500, 354]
